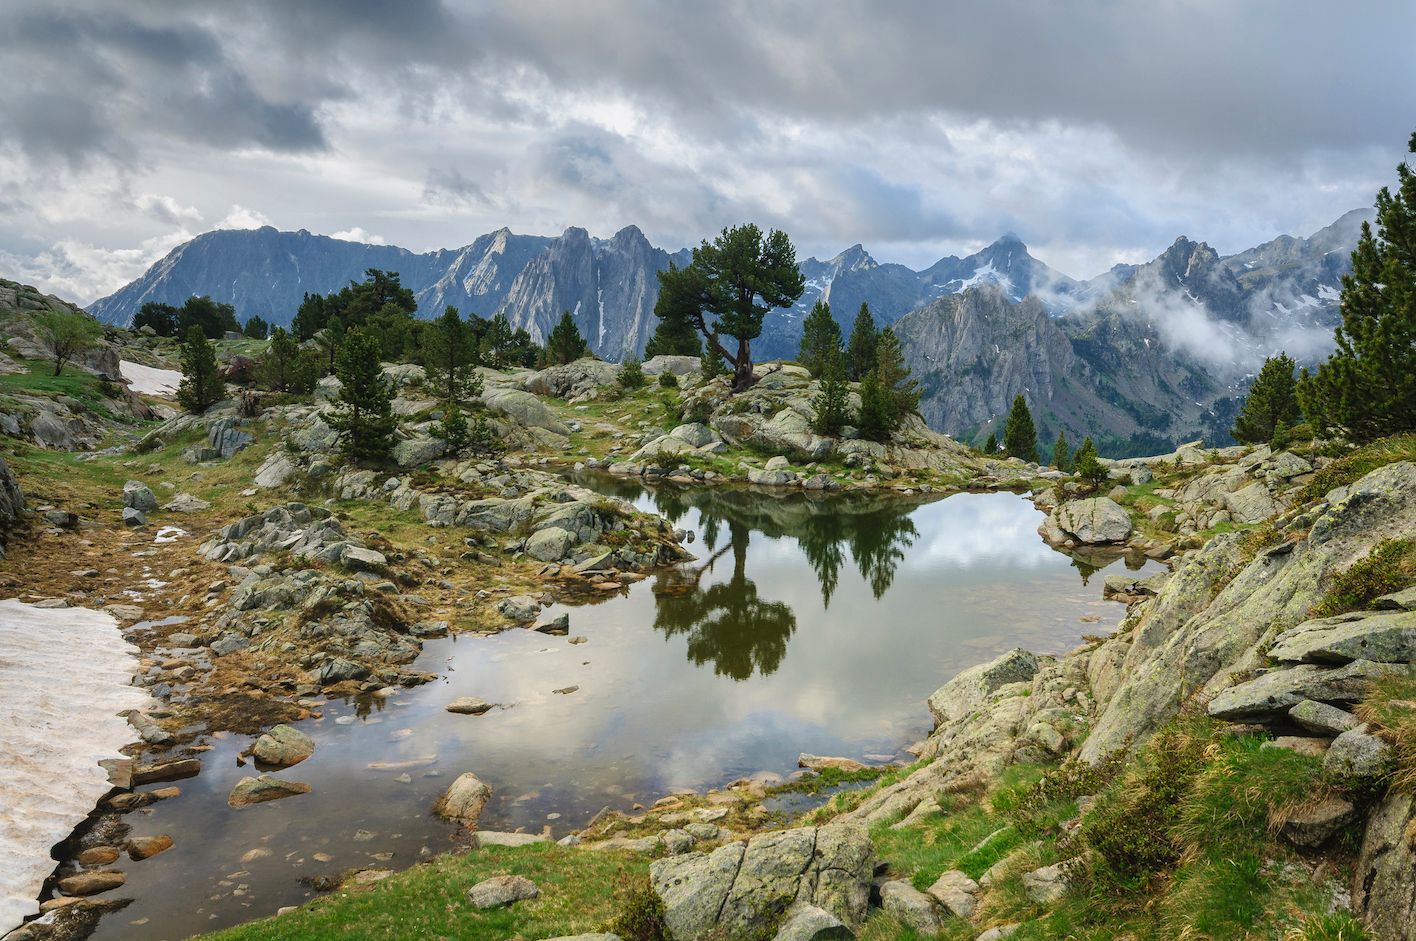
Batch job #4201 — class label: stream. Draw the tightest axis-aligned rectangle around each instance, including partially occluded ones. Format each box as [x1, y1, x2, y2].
[78, 480, 1158, 940]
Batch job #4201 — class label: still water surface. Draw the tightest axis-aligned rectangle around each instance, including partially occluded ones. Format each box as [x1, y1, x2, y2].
[85, 481, 1154, 940]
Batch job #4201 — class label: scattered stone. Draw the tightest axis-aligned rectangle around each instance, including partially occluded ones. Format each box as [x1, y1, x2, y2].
[798, 754, 867, 773]
[880, 880, 942, 935]
[925, 869, 979, 918]
[77, 847, 121, 865]
[162, 493, 210, 513]
[433, 772, 491, 827]
[467, 874, 539, 909]
[123, 481, 158, 512]
[132, 757, 202, 785]
[976, 926, 1020, 941]
[446, 697, 494, 715]
[340, 545, 387, 571]
[533, 613, 570, 635]
[771, 904, 853, 941]
[1282, 796, 1358, 849]
[473, 831, 548, 847]
[251, 724, 315, 768]
[56, 871, 126, 896]
[1022, 862, 1070, 903]
[228, 774, 311, 808]
[122, 507, 147, 527]
[127, 834, 174, 860]
[1289, 700, 1359, 736]
[1324, 727, 1394, 783]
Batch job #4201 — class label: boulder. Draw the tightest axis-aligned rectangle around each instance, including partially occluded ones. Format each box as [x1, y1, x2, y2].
[770, 905, 852, 941]
[1223, 481, 1279, 524]
[1268, 610, 1416, 665]
[56, 871, 126, 896]
[434, 772, 491, 827]
[228, 774, 311, 808]
[928, 648, 1039, 726]
[798, 754, 867, 773]
[482, 387, 571, 435]
[127, 834, 174, 860]
[1206, 660, 1412, 722]
[1052, 497, 1132, 544]
[254, 452, 298, 488]
[526, 526, 576, 562]
[748, 468, 797, 487]
[1288, 700, 1359, 736]
[644, 355, 702, 377]
[533, 613, 570, 635]
[880, 880, 942, 934]
[497, 595, 541, 622]
[669, 423, 718, 448]
[251, 724, 315, 768]
[162, 493, 210, 512]
[1280, 796, 1357, 849]
[467, 874, 539, 909]
[650, 824, 872, 941]
[1323, 727, 1394, 783]
[208, 418, 253, 459]
[925, 869, 979, 918]
[122, 507, 147, 527]
[1022, 862, 1071, 903]
[393, 436, 448, 468]
[1354, 790, 1416, 937]
[123, 480, 158, 512]
[447, 697, 494, 715]
[340, 545, 388, 572]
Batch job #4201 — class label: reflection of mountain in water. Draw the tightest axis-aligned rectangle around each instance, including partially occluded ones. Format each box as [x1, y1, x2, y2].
[584, 476, 928, 679]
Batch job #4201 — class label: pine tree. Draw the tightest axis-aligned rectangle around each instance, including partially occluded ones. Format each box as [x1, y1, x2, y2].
[259, 327, 300, 391]
[874, 327, 921, 423]
[645, 282, 704, 358]
[798, 300, 843, 377]
[1003, 394, 1040, 463]
[327, 328, 397, 462]
[1299, 132, 1416, 442]
[857, 371, 894, 442]
[846, 303, 879, 381]
[545, 310, 589, 366]
[983, 431, 997, 455]
[176, 326, 225, 413]
[1233, 353, 1301, 443]
[1052, 430, 1071, 472]
[811, 349, 850, 436]
[1073, 436, 1109, 487]
[243, 315, 270, 340]
[422, 306, 482, 405]
[700, 346, 725, 380]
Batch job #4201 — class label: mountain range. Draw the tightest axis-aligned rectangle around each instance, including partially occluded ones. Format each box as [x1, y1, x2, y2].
[86, 208, 1371, 455]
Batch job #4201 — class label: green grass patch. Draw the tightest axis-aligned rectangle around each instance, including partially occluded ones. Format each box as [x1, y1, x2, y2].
[196, 843, 649, 941]
[1299, 433, 1416, 504]
[1310, 538, 1416, 618]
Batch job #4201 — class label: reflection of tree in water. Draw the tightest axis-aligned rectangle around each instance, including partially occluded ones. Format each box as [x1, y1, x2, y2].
[652, 519, 796, 681]
[843, 510, 919, 601]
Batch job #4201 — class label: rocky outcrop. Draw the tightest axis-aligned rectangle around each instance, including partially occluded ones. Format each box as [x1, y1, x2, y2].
[1354, 790, 1416, 938]
[0, 456, 23, 556]
[649, 824, 873, 941]
[1081, 460, 1416, 762]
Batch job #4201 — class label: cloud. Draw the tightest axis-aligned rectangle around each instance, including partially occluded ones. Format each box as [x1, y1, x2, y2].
[215, 205, 272, 230]
[329, 227, 387, 244]
[0, 1, 1408, 303]
[134, 194, 203, 226]
[0, 230, 192, 305]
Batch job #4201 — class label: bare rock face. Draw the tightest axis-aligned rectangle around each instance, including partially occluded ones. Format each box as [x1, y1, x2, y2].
[1354, 789, 1416, 939]
[0, 456, 23, 557]
[433, 772, 491, 828]
[649, 824, 873, 941]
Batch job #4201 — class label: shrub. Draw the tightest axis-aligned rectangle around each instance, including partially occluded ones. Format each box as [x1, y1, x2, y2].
[619, 356, 646, 390]
[658, 370, 679, 389]
[603, 871, 667, 941]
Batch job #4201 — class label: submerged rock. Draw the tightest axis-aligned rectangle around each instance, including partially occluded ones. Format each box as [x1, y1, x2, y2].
[228, 774, 311, 808]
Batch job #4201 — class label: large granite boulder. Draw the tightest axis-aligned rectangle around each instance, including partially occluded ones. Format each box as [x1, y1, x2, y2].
[649, 824, 872, 940]
[928, 648, 1039, 727]
[1268, 609, 1416, 665]
[1354, 789, 1416, 939]
[482, 387, 571, 435]
[1050, 497, 1133, 544]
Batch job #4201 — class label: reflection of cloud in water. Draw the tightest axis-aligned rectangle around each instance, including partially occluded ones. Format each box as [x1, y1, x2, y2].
[902, 492, 1059, 571]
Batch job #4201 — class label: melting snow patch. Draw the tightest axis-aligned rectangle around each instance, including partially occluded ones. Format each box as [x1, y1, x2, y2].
[154, 526, 187, 544]
[119, 360, 182, 397]
[0, 600, 148, 931]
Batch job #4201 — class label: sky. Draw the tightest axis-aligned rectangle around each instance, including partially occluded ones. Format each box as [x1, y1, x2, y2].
[1, 0, 1412, 306]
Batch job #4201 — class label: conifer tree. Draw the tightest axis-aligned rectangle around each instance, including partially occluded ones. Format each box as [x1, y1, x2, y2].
[875, 326, 920, 423]
[1299, 131, 1416, 442]
[328, 328, 396, 462]
[1003, 394, 1040, 463]
[422, 306, 482, 405]
[798, 299, 843, 377]
[1232, 352, 1301, 444]
[1072, 436, 1109, 487]
[983, 431, 997, 455]
[811, 348, 850, 436]
[700, 346, 725, 380]
[857, 371, 894, 442]
[258, 326, 300, 391]
[645, 281, 704, 358]
[846, 303, 879, 381]
[545, 310, 589, 366]
[1052, 429, 1071, 472]
[177, 326, 225, 413]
